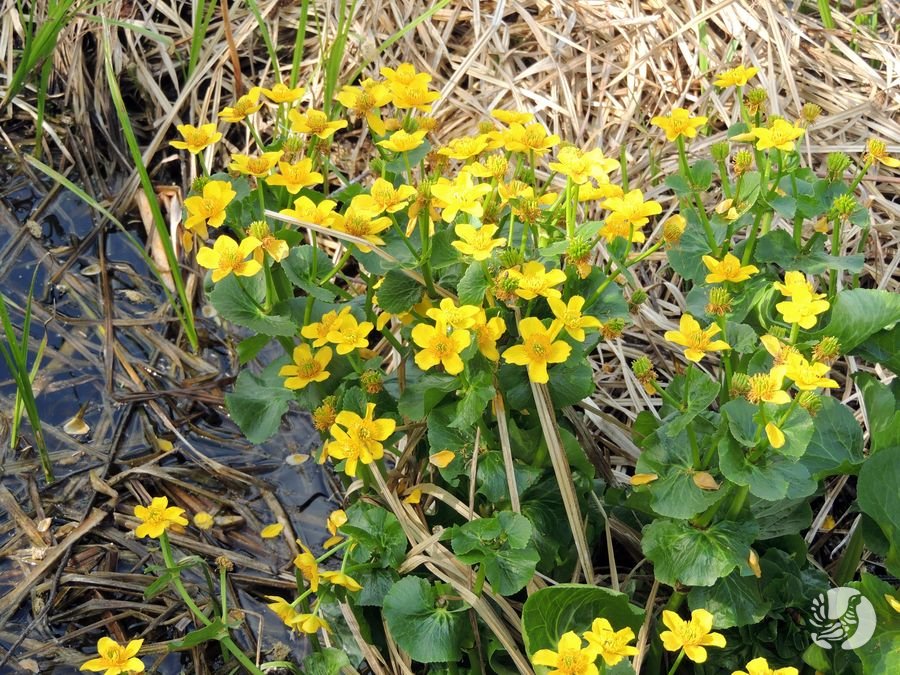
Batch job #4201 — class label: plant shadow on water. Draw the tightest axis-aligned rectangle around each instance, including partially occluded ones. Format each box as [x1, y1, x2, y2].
[0, 163, 333, 672]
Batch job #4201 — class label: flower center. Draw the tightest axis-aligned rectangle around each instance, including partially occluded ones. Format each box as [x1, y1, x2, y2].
[306, 111, 328, 133]
[298, 360, 321, 377]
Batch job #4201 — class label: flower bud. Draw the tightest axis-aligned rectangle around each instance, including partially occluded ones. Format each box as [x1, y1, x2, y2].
[730, 372, 751, 398]
[216, 555, 234, 572]
[632, 356, 658, 393]
[800, 103, 822, 125]
[662, 214, 686, 245]
[711, 141, 730, 161]
[477, 120, 496, 135]
[360, 369, 384, 394]
[812, 336, 841, 365]
[628, 288, 648, 313]
[829, 193, 857, 222]
[733, 150, 754, 176]
[706, 287, 733, 317]
[313, 396, 337, 431]
[248, 219, 271, 239]
[768, 325, 787, 339]
[744, 87, 768, 116]
[748, 548, 762, 578]
[369, 157, 385, 175]
[826, 152, 852, 181]
[417, 116, 439, 133]
[797, 391, 823, 417]
[190, 176, 211, 194]
[601, 318, 626, 340]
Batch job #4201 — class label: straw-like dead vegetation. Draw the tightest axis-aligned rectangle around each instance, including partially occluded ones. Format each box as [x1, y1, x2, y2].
[0, 0, 898, 672]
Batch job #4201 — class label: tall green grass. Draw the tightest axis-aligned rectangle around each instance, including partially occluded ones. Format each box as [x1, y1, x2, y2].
[0, 269, 53, 483]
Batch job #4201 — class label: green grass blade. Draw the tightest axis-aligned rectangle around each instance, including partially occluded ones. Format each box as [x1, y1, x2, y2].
[245, 0, 280, 75]
[289, 0, 311, 88]
[101, 21, 199, 351]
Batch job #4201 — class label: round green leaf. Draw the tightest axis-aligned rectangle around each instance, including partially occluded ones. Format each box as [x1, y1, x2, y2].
[688, 571, 770, 628]
[383, 577, 469, 663]
[718, 435, 817, 501]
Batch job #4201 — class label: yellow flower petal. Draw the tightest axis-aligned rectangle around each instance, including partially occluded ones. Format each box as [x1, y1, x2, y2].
[261, 523, 284, 539]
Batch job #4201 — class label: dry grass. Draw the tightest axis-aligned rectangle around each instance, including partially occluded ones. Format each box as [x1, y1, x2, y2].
[0, 0, 898, 671]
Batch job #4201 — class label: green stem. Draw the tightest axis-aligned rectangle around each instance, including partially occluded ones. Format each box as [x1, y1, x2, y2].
[677, 137, 718, 255]
[742, 210, 771, 265]
[473, 563, 487, 597]
[789, 322, 800, 345]
[220, 636, 265, 675]
[666, 649, 686, 675]
[725, 485, 749, 520]
[159, 533, 211, 626]
[319, 249, 352, 285]
[829, 216, 843, 297]
[219, 564, 228, 620]
[834, 520, 865, 586]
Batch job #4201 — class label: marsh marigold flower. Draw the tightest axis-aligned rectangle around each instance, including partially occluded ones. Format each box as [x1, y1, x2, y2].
[784, 353, 838, 390]
[582, 618, 638, 667]
[170, 123, 221, 154]
[229, 151, 283, 177]
[265, 158, 324, 193]
[747, 369, 791, 405]
[260, 82, 305, 104]
[321, 570, 363, 592]
[426, 298, 481, 330]
[219, 87, 263, 123]
[664, 314, 730, 363]
[751, 119, 805, 152]
[355, 178, 416, 214]
[600, 189, 662, 243]
[438, 135, 490, 161]
[302, 307, 351, 347]
[332, 199, 392, 251]
[502, 318, 571, 384]
[714, 65, 759, 87]
[659, 609, 726, 664]
[80, 637, 144, 675]
[377, 128, 428, 153]
[247, 220, 289, 263]
[288, 109, 348, 139]
[293, 542, 320, 591]
[279, 344, 332, 390]
[491, 109, 534, 125]
[759, 334, 799, 366]
[290, 613, 330, 634]
[472, 310, 506, 361]
[335, 80, 392, 135]
[468, 153, 510, 181]
[183, 179, 236, 240]
[325, 509, 347, 548]
[326, 313, 374, 355]
[531, 631, 599, 675]
[578, 180, 624, 202]
[390, 84, 440, 112]
[702, 253, 759, 284]
[326, 404, 394, 477]
[502, 122, 560, 156]
[506, 260, 566, 300]
[549, 146, 620, 185]
[430, 172, 493, 222]
[775, 287, 830, 329]
[451, 222, 506, 260]
[733, 657, 799, 675]
[134, 496, 188, 539]
[381, 63, 431, 87]
[651, 108, 708, 142]
[548, 295, 601, 342]
[196, 235, 261, 282]
[765, 421, 786, 449]
[863, 138, 900, 168]
[411, 321, 471, 375]
[280, 196, 340, 227]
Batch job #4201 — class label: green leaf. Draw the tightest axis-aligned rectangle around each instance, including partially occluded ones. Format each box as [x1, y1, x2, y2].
[856, 373, 900, 453]
[853, 328, 900, 371]
[642, 518, 758, 587]
[451, 512, 538, 595]
[759, 548, 828, 610]
[688, 571, 770, 629]
[378, 269, 424, 314]
[663, 372, 720, 436]
[689, 160, 715, 190]
[484, 546, 540, 596]
[521, 585, 644, 659]
[303, 648, 352, 675]
[209, 274, 298, 336]
[771, 195, 797, 219]
[721, 399, 814, 460]
[457, 263, 490, 305]
[397, 370, 458, 419]
[665, 209, 723, 282]
[344, 503, 407, 568]
[750, 496, 813, 540]
[224, 368, 293, 444]
[281, 245, 336, 301]
[664, 174, 692, 198]
[814, 288, 900, 352]
[236, 334, 270, 365]
[718, 435, 816, 501]
[383, 577, 469, 663]
[545, 355, 595, 408]
[169, 618, 230, 649]
[857, 445, 900, 578]
[755, 229, 863, 274]
[353, 568, 398, 607]
[451, 372, 495, 430]
[849, 573, 900, 674]
[801, 398, 864, 478]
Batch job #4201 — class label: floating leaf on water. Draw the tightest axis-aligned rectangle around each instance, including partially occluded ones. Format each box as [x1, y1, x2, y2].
[261, 523, 284, 538]
[286, 453, 310, 465]
[429, 450, 455, 468]
[81, 263, 102, 276]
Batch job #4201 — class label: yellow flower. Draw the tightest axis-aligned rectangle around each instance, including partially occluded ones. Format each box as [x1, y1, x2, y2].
[301, 307, 351, 347]
[702, 253, 759, 284]
[411, 321, 471, 375]
[426, 298, 481, 330]
[183, 179, 236, 240]
[260, 82, 305, 104]
[325, 428, 378, 478]
[266, 595, 299, 626]
[506, 261, 567, 300]
[321, 570, 363, 592]
[333, 402, 396, 456]
[438, 135, 489, 161]
[332, 200, 392, 251]
[601, 189, 662, 243]
[549, 146, 620, 185]
[335, 80, 393, 135]
[863, 138, 900, 168]
[80, 637, 144, 675]
[133, 496, 188, 539]
[759, 334, 800, 366]
[430, 172, 493, 222]
[280, 196, 340, 227]
[228, 151, 283, 177]
[548, 295, 601, 342]
[650, 108, 708, 142]
[219, 87, 263, 123]
[451, 222, 506, 260]
[765, 422, 786, 449]
[381, 63, 432, 87]
[170, 123, 221, 154]
[502, 318, 571, 384]
[247, 220, 289, 264]
[288, 109, 348, 139]
[784, 353, 838, 390]
[664, 314, 731, 363]
[265, 159, 324, 193]
[377, 129, 428, 153]
[326, 313, 374, 355]
[578, 181, 624, 202]
[751, 119, 805, 152]
[289, 613, 330, 634]
[403, 487, 423, 504]
[776, 288, 830, 330]
[293, 542, 320, 591]
[196, 235, 262, 283]
[531, 631, 600, 675]
[714, 65, 759, 87]
[659, 609, 726, 663]
[279, 344, 332, 390]
[732, 656, 799, 675]
[324, 509, 347, 548]
[468, 153, 510, 181]
[774, 271, 822, 298]
[193, 512, 214, 530]
[747, 369, 791, 405]
[490, 109, 534, 125]
[885, 594, 900, 613]
[354, 178, 416, 214]
[472, 310, 506, 361]
[502, 122, 561, 156]
[582, 618, 638, 667]
[390, 83, 440, 112]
